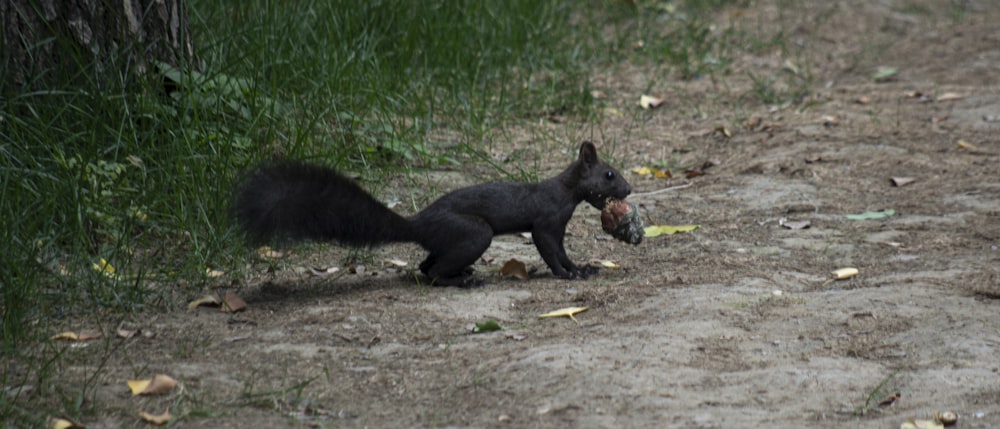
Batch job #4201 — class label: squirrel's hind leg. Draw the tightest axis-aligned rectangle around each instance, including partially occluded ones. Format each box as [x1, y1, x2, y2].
[418, 216, 492, 287]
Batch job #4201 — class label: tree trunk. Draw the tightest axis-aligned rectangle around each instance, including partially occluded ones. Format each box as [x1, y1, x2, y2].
[1, 0, 195, 91]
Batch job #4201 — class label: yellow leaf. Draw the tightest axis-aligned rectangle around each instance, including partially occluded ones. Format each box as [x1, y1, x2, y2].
[639, 95, 665, 109]
[255, 246, 284, 259]
[92, 258, 120, 280]
[589, 259, 621, 269]
[956, 139, 978, 151]
[48, 417, 84, 429]
[643, 225, 700, 237]
[128, 374, 177, 396]
[128, 379, 151, 395]
[51, 331, 101, 341]
[630, 166, 671, 178]
[900, 419, 944, 429]
[187, 294, 220, 309]
[138, 409, 173, 425]
[831, 267, 859, 280]
[539, 307, 589, 324]
[631, 166, 652, 176]
[52, 332, 80, 341]
[205, 268, 225, 278]
[603, 107, 623, 117]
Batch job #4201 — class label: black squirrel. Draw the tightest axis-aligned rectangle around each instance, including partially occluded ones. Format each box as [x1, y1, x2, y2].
[233, 142, 632, 286]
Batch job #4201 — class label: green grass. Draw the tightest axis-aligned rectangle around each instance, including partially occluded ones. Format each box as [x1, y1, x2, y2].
[0, 0, 757, 424]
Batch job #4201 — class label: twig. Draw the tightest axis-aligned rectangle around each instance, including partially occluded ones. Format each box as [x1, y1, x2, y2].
[630, 182, 693, 198]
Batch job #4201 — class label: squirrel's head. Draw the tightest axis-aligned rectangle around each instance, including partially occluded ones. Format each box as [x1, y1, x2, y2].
[574, 142, 632, 210]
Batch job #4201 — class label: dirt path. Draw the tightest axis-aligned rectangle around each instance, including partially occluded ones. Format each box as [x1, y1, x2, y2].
[70, 1, 999, 428]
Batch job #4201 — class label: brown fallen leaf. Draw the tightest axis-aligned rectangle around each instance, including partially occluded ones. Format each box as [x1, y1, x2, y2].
[891, 177, 915, 187]
[743, 117, 763, 130]
[877, 391, 901, 407]
[499, 259, 530, 281]
[684, 159, 720, 178]
[821, 115, 840, 126]
[855, 95, 872, 105]
[138, 409, 173, 425]
[219, 291, 247, 313]
[128, 374, 178, 396]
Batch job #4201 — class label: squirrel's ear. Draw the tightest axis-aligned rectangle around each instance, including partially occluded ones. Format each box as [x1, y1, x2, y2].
[578, 141, 598, 164]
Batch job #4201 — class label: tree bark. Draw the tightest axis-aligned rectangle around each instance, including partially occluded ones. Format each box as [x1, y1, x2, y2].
[2, 0, 195, 91]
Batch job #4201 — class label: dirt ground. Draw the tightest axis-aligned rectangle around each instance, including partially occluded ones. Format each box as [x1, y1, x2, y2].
[46, 1, 1000, 428]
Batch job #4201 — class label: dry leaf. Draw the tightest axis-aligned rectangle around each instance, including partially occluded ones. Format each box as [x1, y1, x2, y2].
[386, 258, 408, 268]
[639, 95, 665, 109]
[936, 92, 965, 102]
[856, 95, 872, 105]
[590, 90, 607, 99]
[779, 218, 811, 230]
[956, 139, 978, 151]
[219, 291, 247, 313]
[901, 420, 944, 429]
[821, 115, 840, 126]
[92, 258, 120, 280]
[831, 267, 859, 280]
[877, 391, 901, 407]
[128, 374, 178, 396]
[589, 259, 621, 269]
[187, 294, 220, 309]
[52, 331, 101, 342]
[205, 268, 225, 278]
[116, 329, 139, 339]
[48, 417, 85, 429]
[308, 266, 340, 276]
[499, 259, 530, 281]
[603, 107, 623, 117]
[255, 246, 284, 259]
[891, 177, 915, 187]
[715, 126, 732, 138]
[630, 166, 671, 178]
[934, 411, 958, 426]
[643, 225, 700, 238]
[138, 409, 173, 425]
[538, 307, 589, 324]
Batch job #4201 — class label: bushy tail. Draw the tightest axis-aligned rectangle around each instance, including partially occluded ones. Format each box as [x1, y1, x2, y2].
[233, 161, 415, 246]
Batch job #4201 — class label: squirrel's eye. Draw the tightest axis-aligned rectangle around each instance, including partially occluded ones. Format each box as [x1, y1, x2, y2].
[605, 170, 616, 180]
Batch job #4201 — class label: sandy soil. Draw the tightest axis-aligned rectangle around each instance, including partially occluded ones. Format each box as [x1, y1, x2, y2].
[38, 1, 1000, 428]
